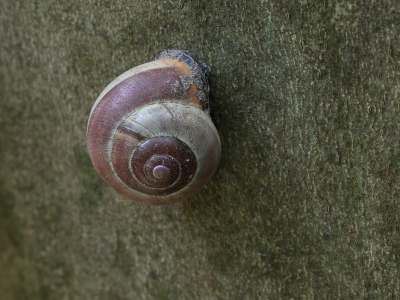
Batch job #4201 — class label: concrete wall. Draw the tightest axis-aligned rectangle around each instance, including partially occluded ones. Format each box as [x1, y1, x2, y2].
[1, 0, 400, 298]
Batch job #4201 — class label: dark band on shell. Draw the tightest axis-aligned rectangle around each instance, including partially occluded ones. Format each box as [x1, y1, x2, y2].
[86, 50, 221, 205]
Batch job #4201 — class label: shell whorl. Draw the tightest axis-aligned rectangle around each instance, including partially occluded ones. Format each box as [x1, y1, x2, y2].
[87, 50, 221, 205]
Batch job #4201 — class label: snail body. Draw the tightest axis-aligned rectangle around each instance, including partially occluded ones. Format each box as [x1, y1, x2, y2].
[87, 50, 221, 205]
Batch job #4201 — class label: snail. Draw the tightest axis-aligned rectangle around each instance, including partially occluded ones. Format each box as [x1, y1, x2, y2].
[86, 50, 221, 205]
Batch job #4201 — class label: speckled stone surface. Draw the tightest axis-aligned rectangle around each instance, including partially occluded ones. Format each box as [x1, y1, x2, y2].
[1, 1, 400, 299]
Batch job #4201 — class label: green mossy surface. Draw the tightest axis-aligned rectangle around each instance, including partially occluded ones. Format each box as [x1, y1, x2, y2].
[1, 0, 400, 299]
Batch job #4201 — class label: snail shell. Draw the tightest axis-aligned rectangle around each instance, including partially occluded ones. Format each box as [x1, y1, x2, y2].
[87, 50, 221, 205]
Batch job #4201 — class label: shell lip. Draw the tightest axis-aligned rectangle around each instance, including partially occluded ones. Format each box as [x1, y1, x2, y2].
[156, 49, 210, 113]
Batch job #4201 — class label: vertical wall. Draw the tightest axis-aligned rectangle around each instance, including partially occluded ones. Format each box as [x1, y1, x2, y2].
[1, 1, 400, 298]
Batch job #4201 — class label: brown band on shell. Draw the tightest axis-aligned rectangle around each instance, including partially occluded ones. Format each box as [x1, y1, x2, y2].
[87, 59, 203, 184]
[111, 136, 197, 196]
[87, 51, 220, 205]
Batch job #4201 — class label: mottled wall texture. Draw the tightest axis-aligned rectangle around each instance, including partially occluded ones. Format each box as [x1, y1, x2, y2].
[1, 0, 400, 299]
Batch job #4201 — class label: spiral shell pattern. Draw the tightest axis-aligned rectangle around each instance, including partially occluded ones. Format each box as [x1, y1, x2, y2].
[87, 50, 221, 205]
